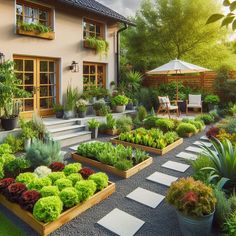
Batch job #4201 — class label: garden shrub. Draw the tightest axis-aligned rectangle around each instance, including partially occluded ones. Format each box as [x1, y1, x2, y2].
[224, 211, 236, 236]
[49, 162, 65, 172]
[137, 106, 147, 121]
[4, 134, 23, 153]
[164, 132, 179, 145]
[143, 115, 159, 129]
[0, 153, 15, 166]
[176, 123, 197, 137]
[59, 187, 80, 208]
[0, 178, 15, 193]
[116, 116, 133, 133]
[0, 164, 4, 179]
[63, 163, 82, 176]
[19, 190, 41, 212]
[182, 119, 204, 131]
[40, 186, 60, 197]
[155, 118, 175, 132]
[114, 160, 133, 171]
[88, 172, 109, 191]
[67, 173, 83, 185]
[33, 196, 63, 222]
[28, 177, 52, 191]
[195, 114, 214, 125]
[4, 183, 27, 202]
[34, 166, 52, 178]
[75, 180, 97, 202]
[48, 172, 66, 183]
[220, 118, 236, 134]
[79, 167, 95, 179]
[54, 178, 73, 191]
[0, 143, 12, 155]
[206, 127, 220, 139]
[16, 172, 37, 185]
[25, 140, 62, 168]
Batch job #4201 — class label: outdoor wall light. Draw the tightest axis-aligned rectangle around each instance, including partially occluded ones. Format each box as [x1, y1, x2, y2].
[69, 61, 79, 72]
[0, 52, 5, 64]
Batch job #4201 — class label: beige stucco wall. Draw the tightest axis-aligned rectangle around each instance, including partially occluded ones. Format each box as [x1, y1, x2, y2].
[0, 0, 119, 102]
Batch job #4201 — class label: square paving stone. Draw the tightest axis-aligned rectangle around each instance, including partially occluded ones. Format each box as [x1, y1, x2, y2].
[162, 161, 190, 172]
[176, 152, 197, 161]
[146, 172, 178, 187]
[200, 136, 209, 141]
[97, 208, 145, 236]
[185, 146, 204, 154]
[193, 141, 212, 147]
[126, 187, 165, 208]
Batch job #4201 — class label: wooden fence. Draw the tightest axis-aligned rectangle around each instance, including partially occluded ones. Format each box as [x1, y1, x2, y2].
[143, 71, 236, 93]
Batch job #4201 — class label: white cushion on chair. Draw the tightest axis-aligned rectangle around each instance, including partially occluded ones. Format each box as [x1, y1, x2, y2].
[187, 104, 201, 108]
[189, 94, 201, 106]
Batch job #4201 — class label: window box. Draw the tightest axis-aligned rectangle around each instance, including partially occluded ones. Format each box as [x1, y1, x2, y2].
[16, 28, 55, 40]
[83, 40, 96, 50]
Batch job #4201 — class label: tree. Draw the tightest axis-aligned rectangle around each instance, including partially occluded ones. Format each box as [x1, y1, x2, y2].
[122, 0, 236, 71]
[207, 0, 236, 30]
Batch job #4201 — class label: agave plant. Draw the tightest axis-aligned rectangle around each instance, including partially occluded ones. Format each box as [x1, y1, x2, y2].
[200, 138, 236, 185]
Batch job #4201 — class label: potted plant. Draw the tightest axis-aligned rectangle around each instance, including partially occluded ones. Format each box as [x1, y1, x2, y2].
[53, 103, 64, 119]
[0, 61, 30, 130]
[63, 85, 78, 119]
[126, 99, 134, 110]
[88, 119, 100, 139]
[166, 177, 216, 236]
[76, 99, 88, 118]
[93, 99, 106, 116]
[177, 93, 187, 112]
[204, 94, 220, 111]
[111, 95, 129, 113]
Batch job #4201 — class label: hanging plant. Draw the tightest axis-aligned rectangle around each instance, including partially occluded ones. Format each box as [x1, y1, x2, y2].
[18, 21, 53, 34]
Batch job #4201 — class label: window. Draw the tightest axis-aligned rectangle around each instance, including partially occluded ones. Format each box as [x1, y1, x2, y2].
[16, 0, 53, 28]
[83, 19, 104, 39]
[83, 63, 106, 90]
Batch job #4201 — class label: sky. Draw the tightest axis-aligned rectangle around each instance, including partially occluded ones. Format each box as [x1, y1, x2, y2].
[97, 0, 142, 17]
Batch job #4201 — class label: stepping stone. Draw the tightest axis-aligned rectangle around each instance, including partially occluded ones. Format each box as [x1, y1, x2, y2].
[200, 136, 209, 141]
[97, 208, 145, 236]
[162, 161, 190, 172]
[126, 187, 165, 209]
[185, 146, 204, 154]
[193, 141, 212, 147]
[69, 140, 98, 151]
[60, 151, 67, 156]
[176, 152, 197, 161]
[146, 172, 178, 187]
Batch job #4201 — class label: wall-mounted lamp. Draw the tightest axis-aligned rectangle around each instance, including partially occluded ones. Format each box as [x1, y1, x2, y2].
[69, 61, 79, 72]
[0, 52, 5, 64]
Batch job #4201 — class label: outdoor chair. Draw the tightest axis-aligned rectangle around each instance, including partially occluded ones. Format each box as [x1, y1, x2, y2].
[157, 96, 179, 118]
[186, 94, 202, 114]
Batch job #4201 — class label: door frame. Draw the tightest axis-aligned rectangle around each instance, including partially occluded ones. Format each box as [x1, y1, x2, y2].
[13, 55, 60, 118]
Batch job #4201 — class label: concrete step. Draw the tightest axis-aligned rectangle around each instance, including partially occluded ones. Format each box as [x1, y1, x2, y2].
[44, 118, 82, 129]
[53, 131, 92, 148]
[48, 125, 87, 137]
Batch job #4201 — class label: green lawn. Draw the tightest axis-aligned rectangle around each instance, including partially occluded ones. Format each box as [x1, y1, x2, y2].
[0, 211, 26, 236]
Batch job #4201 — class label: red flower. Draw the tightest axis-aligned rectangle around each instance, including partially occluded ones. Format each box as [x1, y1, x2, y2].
[182, 191, 198, 203]
[0, 178, 15, 192]
[79, 167, 95, 179]
[206, 127, 220, 139]
[19, 190, 41, 212]
[49, 162, 65, 172]
[4, 183, 27, 202]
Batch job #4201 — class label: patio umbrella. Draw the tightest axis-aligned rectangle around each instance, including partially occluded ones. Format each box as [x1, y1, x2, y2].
[147, 59, 210, 101]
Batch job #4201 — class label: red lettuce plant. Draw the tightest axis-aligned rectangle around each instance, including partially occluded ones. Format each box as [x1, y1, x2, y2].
[0, 178, 15, 193]
[4, 182, 27, 202]
[79, 167, 95, 179]
[19, 190, 41, 212]
[206, 127, 220, 139]
[49, 162, 65, 172]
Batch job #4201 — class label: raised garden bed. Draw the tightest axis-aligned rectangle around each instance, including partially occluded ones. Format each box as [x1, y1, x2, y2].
[17, 29, 55, 40]
[72, 153, 153, 178]
[99, 128, 119, 136]
[110, 137, 183, 155]
[0, 182, 115, 236]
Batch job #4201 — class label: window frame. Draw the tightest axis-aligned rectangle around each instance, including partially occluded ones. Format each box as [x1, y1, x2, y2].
[83, 18, 105, 40]
[16, 0, 54, 30]
[83, 62, 106, 90]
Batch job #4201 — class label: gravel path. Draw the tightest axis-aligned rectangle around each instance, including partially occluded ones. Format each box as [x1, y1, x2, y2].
[0, 131, 206, 236]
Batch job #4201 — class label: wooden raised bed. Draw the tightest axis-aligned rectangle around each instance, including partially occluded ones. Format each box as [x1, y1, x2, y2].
[17, 28, 55, 40]
[99, 129, 119, 136]
[0, 182, 115, 236]
[110, 138, 183, 155]
[72, 153, 153, 178]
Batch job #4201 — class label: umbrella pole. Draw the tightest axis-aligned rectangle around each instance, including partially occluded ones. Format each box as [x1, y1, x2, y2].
[176, 70, 178, 102]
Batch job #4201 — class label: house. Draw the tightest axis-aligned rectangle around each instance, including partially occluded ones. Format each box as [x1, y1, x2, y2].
[0, 0, 133, 118]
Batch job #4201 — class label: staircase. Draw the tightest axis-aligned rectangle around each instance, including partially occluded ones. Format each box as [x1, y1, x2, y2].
[44, 118, 91, 148]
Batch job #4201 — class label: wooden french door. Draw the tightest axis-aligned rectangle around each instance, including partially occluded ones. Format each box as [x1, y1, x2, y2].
[14, 56, 59, 118]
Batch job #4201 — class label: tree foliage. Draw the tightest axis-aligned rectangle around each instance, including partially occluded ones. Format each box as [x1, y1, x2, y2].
[121, 0, 236, 71]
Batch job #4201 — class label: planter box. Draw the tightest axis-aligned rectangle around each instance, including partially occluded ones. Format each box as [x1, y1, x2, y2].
[17, 28, 55, 40]
[110, 137, 183, 156]
[72, 153, 153, 178]
[99, 129, 119, 136]
[83, 40, 96, 50]
[0, 182, 115, 236]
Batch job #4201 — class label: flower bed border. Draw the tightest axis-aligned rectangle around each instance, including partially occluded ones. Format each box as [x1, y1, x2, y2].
[0, 182, 115, 236]
[110, 137, 183, 155]
[71, 153, 153, 178]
